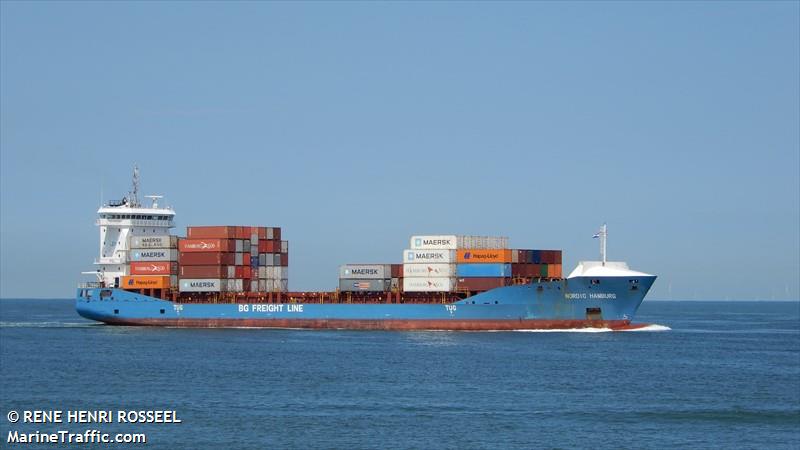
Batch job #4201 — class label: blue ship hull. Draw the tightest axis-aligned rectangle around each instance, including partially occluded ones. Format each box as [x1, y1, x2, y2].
[76, 276, 656, 330]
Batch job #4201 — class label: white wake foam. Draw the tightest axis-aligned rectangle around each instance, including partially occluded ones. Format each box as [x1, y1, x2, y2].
[620, 324, 672, 332]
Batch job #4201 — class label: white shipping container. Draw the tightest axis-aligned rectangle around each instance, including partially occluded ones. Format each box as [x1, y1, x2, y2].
[280, 241, 288, 253]
[235, 240, 244, 252]
[258, 267, 267, 279]
[129, 249, 178, 262]
[410, 235, 458, 250]
[339, 264, 390, 279]
[227, 266, 235, 278]
[129, 235, 178, 249]
[258, 280, 267, 292]
[267, 228, 274, 240]
[179, 278, 225, 292]
[402, 277, 454, 292]
[235, 253, 244, 266]
[403, 263, 456, 278]
[458, 236, 509, 249]
[402, 249, 456, 264]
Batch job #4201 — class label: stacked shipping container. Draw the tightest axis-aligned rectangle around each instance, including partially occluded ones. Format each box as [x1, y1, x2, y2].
[178, 226, 288, 293]
[122, 235, 179, 290]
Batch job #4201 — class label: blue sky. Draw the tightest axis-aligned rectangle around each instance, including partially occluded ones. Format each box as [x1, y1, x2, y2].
[1, 1, 798, 300]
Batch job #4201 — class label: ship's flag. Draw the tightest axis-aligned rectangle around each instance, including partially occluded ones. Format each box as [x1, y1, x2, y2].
[354, 282, 371, 289]
[592, 233, 600, 238]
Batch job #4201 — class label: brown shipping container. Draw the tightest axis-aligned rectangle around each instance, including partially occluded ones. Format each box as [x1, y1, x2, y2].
[180, 265, 231, 278]
[187, 226, 237, 239]
[280, 253, 288, 267]
[456, 249, 512, 263]
[130, 261, 178, 275]
[258, 240, 280, 253]
[179, 252, 236, 266]
[179, 238, 236, 253]
[391, 264, 402, 278]
[457, 277, 509, 291]
[273, 227, 281, 240]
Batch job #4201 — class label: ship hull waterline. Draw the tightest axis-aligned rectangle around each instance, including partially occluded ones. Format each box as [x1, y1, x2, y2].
[76, 277, 656, 331]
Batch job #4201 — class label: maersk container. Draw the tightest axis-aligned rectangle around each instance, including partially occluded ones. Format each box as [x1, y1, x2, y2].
[179, 278, 226, 292]
[402, 263, 455, 278]
[339, 264, 390, 280]
[339, 279, 389, 292]
[129, 249, 178, 262]
[456, 263, 512, 278]
[402, 277, 454, 292]
[410, 235, 459, 250]
[403, 249, 456, 264]
[129, 235, 178, 249]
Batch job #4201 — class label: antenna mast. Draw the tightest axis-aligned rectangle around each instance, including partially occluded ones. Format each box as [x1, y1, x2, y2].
[599, 223, 607, 266]
[129, 164, 140, 207]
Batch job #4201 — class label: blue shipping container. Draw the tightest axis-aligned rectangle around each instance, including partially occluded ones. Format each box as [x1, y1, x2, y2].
[456, 263, 512, 278]
[532, 250, 542, 264]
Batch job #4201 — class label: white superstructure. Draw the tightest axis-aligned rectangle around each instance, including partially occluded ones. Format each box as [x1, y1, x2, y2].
[567, 224, 653, 278]
[88, 166, 175, 287]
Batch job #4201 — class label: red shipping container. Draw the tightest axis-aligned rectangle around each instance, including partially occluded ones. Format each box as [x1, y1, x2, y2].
[187, 226, 237, 239]
[257, 227, 267, 239]
[235, 266, 244, 278]
[179, 238, 236, 253]
[273, 227, 281, 240]
[258, 240, 279, 253]
[457, 277, 509, 291]
[280, 253, 288, 266]
[179, 265, 229, 278]
[391, 264, 402, 278]
[243, 266, 252, 279]
[179, 252, 235, 265]
[130, 261, 178, 275]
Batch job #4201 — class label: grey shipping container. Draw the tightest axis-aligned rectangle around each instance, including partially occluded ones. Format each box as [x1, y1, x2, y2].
[339, 279, 389, 292]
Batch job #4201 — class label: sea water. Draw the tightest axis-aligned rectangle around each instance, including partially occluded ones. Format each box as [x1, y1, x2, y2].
[1, 299, 798, 449]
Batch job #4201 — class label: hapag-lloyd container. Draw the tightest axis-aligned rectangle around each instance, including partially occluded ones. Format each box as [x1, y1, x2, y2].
[456, 263, 512, 278]
[403, 249, 456, 264]
[409, 235, 458, 250]
[179, 239, 236, 253]
[339, 264, 391, 280]
[402, 277, 454, 292]
[121, 275, 173, 289]
[129, 235, 178, 249]
[456, 249, 512, 263]
[402, 263, 456, 278]
[130, 261, 178, 275]
[129, 249, 178, 262]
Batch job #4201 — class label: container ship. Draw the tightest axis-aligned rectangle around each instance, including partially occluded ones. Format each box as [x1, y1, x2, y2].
[76, 168, 656, 331]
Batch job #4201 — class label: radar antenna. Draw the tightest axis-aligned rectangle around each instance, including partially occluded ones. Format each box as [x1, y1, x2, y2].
[129, 164, 141, 207]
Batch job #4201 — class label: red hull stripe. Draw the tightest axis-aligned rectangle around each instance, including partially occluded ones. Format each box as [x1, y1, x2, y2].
[100, 318, 634, 331]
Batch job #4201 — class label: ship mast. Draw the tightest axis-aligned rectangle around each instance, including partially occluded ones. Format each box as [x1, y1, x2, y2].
[599, 223, 607, 266]
[129, 164, 141, 208]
